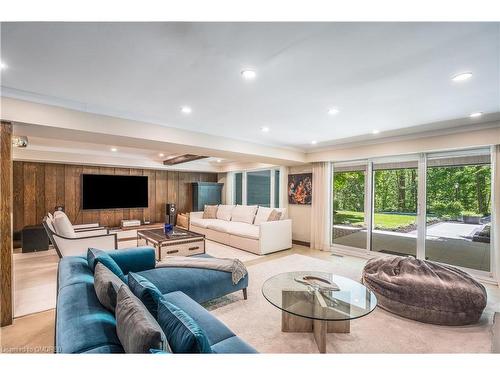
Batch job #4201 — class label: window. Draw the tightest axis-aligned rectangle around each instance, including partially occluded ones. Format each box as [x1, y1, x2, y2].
[247, 170, 271, 207]
[332, 164, 367, 249]
[372, 160, 418, 256]
[234, 172, 243, 205]
[425, 150, 491, 271]
[274, 169, 280, 208]
[232, 168, 280, 208]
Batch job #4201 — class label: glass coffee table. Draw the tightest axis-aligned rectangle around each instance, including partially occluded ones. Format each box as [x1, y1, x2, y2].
[262, 271, 377, 353]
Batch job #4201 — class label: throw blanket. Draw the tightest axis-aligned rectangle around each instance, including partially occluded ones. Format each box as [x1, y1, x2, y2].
[156, 256, 247, 285]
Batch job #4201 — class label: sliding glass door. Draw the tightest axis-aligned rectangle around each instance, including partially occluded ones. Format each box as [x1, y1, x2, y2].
[332, 164, 368, 249]
[371, 160, 418, 256]
[331, 147, 494, 275]
[425, 150, 492, 272]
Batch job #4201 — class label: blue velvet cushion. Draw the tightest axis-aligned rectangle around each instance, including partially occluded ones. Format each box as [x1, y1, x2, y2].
[58, 256, 95, 292]
[107, 247, 156, 274]
[128, 272, 163, 318]
[157, 298, 212, 354]
[137, 267, 248, 304]
[162, 291, 235, 345]
[210, 336, 258, 354]
[56, 282, 122, 353]
[87, 248, 125, 281]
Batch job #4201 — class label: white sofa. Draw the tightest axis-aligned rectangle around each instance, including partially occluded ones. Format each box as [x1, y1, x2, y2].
[189, 205, 292, 255]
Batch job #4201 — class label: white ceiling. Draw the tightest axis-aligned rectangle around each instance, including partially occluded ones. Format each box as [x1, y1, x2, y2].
[1, 22, 499, 150]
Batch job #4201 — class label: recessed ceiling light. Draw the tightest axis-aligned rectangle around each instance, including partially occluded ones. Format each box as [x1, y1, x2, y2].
[216, 159, 222, 163]
[451, 72, 473, 82]
[261, 126, 270, 133]
[241, 70, 257, 80]
[311, 140, 317, 145]
[328, 108, 339, 115]
[159, 153, 165, 157]
[111, 147, 117, 152]
[469, 112, 483, 118]
[181, 106, 192, 114]
[0, 61, 7, 70]
[372, 129, 380, 135]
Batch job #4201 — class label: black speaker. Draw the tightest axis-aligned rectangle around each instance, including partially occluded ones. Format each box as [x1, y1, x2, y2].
[166, 203, 177, 225]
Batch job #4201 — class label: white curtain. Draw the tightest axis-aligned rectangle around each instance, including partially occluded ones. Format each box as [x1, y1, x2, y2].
[310, 162, 331, 251]
[492, 145, 500, 280]
[224, 172, 234, 205]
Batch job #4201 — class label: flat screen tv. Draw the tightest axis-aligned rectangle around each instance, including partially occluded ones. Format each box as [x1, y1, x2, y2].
[82, 174, 148, 210]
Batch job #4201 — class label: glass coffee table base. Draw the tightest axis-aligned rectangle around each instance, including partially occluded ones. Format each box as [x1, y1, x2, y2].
[281, 289, 351, 353]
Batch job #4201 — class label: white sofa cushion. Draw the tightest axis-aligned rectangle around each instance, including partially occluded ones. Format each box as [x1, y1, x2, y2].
[216, 205, 235, 221]
[190, 217, 222, 229]
[53, 211, 76, 238]
[254, 207, 287, 225]
[231, 205, 258, 224]
[226, 222, 260, 240]
[207, 220, 234, 233]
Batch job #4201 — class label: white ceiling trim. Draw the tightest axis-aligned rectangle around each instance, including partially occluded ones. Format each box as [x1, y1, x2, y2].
[1, 96, 306, 165]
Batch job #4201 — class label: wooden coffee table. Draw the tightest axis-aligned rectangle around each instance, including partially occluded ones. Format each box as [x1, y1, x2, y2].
[137, 227, 205, 261]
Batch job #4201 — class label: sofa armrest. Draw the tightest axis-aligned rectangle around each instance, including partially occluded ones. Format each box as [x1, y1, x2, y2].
[52, 233, 117, 258]
[108, 246, 156, 274]
[259, 219, 292, 254]
[190, 211, 204, 219]
[74, 228, 109, 237]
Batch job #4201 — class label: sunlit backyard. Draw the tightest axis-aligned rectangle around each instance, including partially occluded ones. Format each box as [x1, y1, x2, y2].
[333, 210, 417, 230]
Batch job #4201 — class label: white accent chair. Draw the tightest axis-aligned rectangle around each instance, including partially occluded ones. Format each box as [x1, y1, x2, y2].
[43, 212, 117, 258]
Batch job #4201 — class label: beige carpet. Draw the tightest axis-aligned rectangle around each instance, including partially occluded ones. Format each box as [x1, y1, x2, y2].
[205, 240, 261, 262]
[207, 254, 495, 353]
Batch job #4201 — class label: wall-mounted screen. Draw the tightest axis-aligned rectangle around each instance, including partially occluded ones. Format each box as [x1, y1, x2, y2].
[82, 174, 148, 210]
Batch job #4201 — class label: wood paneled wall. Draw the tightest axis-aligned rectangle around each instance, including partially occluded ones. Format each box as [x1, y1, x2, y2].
[12, 161, 218, 232]
[1, 122, 13, 327]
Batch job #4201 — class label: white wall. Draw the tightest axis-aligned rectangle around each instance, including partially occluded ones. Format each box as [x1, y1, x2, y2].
[287, 165, 313, 243]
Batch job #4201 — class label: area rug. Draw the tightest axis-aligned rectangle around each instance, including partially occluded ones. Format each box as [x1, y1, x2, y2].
[205, 240, 261, 262]
[206, 254, 495, 353]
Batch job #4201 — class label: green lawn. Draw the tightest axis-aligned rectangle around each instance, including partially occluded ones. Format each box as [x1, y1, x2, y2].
[334, 210, 417, 230]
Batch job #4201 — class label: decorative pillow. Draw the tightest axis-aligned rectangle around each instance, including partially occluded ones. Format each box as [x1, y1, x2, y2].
[128, 272, 163, 318]
[254, 207, 286, 225]
[231, 205, 258, 224]
[216, 205, 235, 221]
[115, 286, 169, 353]
[157, 298, 212, 353]
[202, 205, 218, 219]
[45, 216, 56, 233]
[53, 211, 76, 238]
[94, 263, 126, 312]
[87, 248, 126, 282]
[176, 213, 189, 229]
[267, 209, 282, 222]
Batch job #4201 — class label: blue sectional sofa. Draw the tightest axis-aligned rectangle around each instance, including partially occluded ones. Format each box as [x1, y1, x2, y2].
[56, 247, 256, 353]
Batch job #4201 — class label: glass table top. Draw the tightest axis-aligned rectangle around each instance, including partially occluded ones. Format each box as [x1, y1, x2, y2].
[262, 271, 377, 321]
